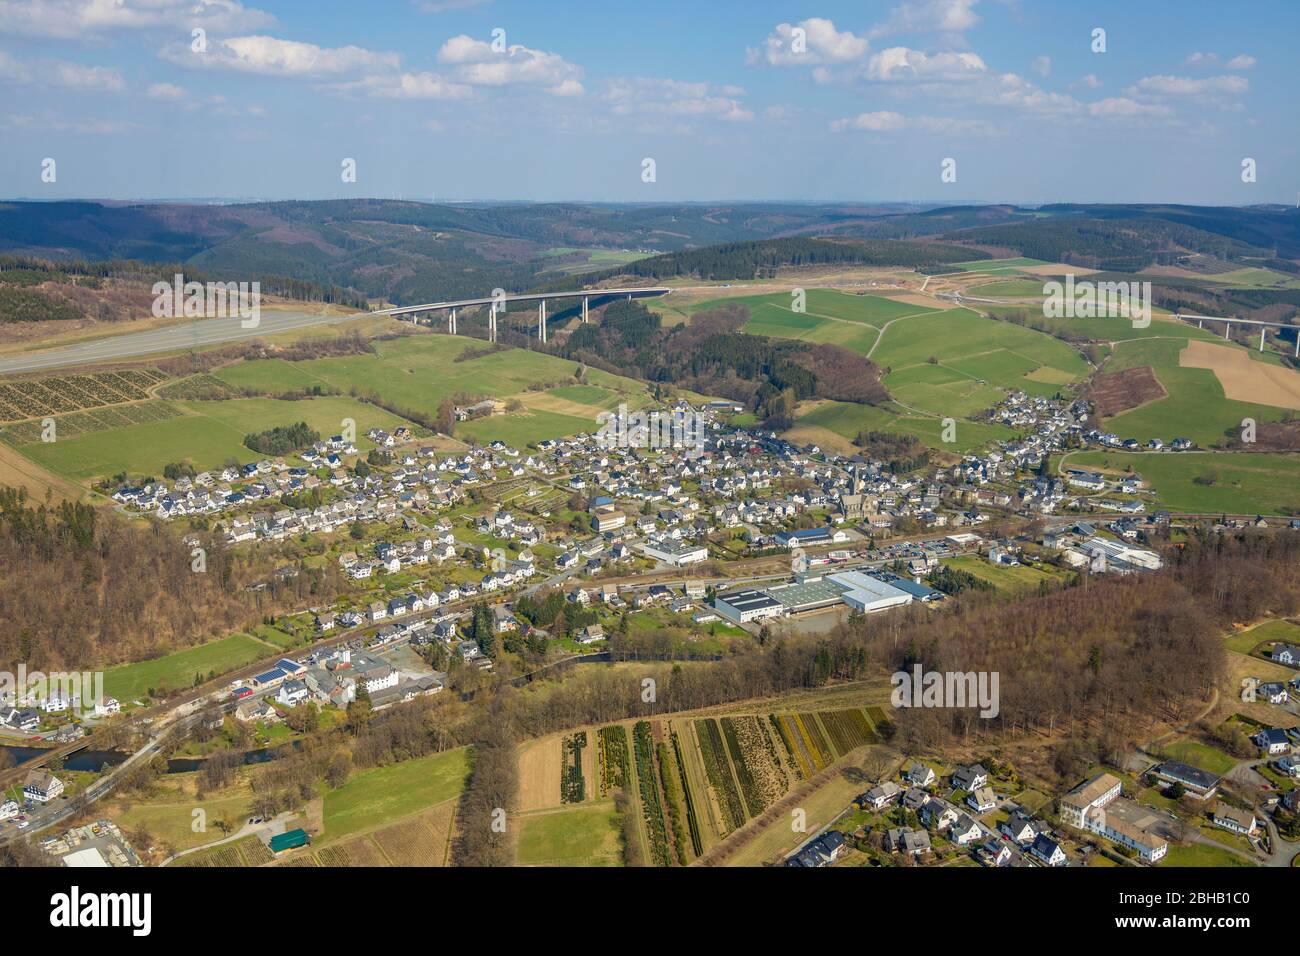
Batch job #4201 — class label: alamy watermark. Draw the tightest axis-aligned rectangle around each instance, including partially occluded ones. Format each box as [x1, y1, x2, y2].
[890, 665, 1000, 719]
[1043, 274, 1150, 328]
[151, 273, 261, 328]
[0, 666, 106, 719]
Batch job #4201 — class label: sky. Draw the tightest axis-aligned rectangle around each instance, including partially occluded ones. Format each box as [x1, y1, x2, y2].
[1, 0, 1297, 205]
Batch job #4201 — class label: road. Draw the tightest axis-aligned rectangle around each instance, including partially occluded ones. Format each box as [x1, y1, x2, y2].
[0, 308, 362, 375]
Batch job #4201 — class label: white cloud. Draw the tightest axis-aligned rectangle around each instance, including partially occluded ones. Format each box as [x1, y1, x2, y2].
[435, 34, 584, 95]
[1225, 54, 1256, 70]
[831, 109, 996, 135]
[869, 0, 982, 41]
[747, 18, 869, 67]
[52, 60, 124, 91]
[3, 111, 136, 133]
[146, 82, 185, 100]
[863, 46, 987, 81]
[1031, 55, 1050, 78]
[1086, 97, 1171, 118]
[0, 0, 274, 40]
[1073, 73, 1100, 89]
[604, 77, 753, 124]
[0, 50, 31, 83]
[332, 71, 472, 100]
[162, 35, 400, 77]
[1183, 51, 1218, 67]
[1127, 74, 1249, 96]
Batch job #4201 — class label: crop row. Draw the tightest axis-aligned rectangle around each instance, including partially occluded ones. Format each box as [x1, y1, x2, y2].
[0, 368, 165, 421]
[670, 730, 704, 857]
[561, 730, 587, 804]
[632, 721, 670, 866]
[3, 400, 184, 445]
[768, 714, 809, 779]
[817, 708, 879, 755]
[597, 724, 629, 796]
[720, 716, 787, 816]
[694, 718, 745, 833]
[656, 739, 690, 865]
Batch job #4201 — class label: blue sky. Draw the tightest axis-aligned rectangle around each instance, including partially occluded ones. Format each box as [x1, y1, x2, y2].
[1, 0, 1296, 204]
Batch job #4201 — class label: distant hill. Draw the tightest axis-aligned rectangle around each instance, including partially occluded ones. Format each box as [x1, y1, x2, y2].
[569, 237, 985, 283]
[3, 199, 1297, 309]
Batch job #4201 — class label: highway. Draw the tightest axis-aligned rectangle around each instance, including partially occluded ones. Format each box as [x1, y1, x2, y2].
[0, 308, 359, 376]
[0, 286, 672, 376]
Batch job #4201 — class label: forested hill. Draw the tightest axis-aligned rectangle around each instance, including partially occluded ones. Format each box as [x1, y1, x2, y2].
[568, 237, 986, 283]
[938, 217, 1280, 272]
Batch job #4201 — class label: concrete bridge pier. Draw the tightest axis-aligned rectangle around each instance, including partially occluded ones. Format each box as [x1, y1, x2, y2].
[489, 304, 497, 343]
[449, 308, 457, 335]
[538, 300, 547, 343]
[582, 296, 589, 323]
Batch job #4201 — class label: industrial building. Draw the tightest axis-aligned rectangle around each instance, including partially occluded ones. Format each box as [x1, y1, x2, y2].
[714, 589, 785, 625]
[826, 570, 914, 614]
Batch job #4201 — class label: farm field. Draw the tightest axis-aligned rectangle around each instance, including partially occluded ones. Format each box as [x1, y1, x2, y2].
[1065, 449, 1300, 515]
[871, 308, 1089, 400]
[103, 632, 273, 702]
[1100, 338, 1292, 446]
[169, 834, 274, 868]
[516, 803, 622, 865]
[1180, 339, 1300, 411]
[235, 333, 647, 423]
[795, 399, 1014, 455]
[457, 408, 595, 446]
[947, 257, 1054, 275]
[321, 747, 471, 842]
[11, 395, 416, 483]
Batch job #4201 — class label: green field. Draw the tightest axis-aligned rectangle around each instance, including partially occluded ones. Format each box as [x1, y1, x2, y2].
[1228, 619, 1300, 656]
[516, 803, 623, 866]
[872, 308, 1089, 401]
[945, 555, 1072, 594]
[1161, 843, 1255, 867]
[1065, 449, 1300, 515]
[798, 399, 1014, 454]
[214, 359, 329, 393]
[18, 395, 414, 482]
[322, 747, 471, 842]
[242, 334, 645, 421]
[1158, 739, 1238, 775]
[690, 290, 946, 357]
[1101, 338, 1293, 447]
[948, 257, 1053, 275]
[458, 408, 596, 446]
[546, 384, 620, 408]
[104, 633, 273, 702]
[968, 278, 1052, 297]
